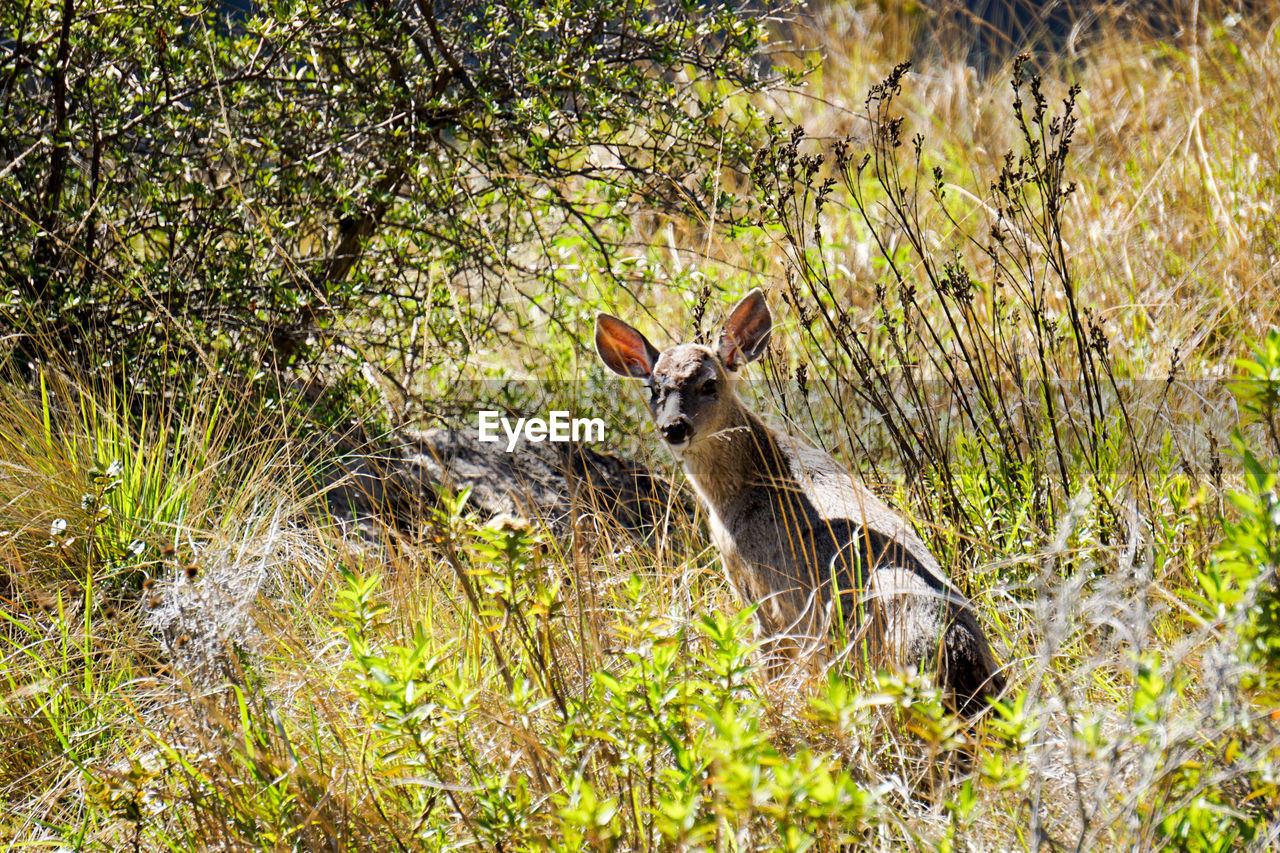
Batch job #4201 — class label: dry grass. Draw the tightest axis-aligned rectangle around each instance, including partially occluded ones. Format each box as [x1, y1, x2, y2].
[2, 5, 1280, 851]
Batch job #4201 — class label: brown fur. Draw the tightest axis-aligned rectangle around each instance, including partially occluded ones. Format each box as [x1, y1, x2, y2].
[596, 290, 1005, 715]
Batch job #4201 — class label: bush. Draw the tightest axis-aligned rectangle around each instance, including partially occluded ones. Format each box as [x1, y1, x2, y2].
[1, 0, 790, 387]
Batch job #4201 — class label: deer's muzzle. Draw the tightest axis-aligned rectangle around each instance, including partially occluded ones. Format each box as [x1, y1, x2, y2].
[659, 418, 692, 445]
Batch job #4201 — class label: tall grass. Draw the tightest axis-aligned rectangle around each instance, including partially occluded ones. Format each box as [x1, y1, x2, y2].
[2, 5, 1280, 851]
[2, 355, 1275, 848]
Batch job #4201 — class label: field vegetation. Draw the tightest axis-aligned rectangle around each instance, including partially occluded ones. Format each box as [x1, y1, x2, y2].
[1, 0, 1279, 849]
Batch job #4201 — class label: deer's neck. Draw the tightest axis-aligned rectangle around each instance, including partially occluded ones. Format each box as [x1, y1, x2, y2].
[679, 404, 783, 511]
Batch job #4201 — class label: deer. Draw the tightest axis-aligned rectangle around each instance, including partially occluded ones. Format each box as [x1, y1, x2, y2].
[595, 289, 1004, 715]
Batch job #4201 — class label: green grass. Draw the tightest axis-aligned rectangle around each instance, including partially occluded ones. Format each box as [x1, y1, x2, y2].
[3, 8, 1280, 851]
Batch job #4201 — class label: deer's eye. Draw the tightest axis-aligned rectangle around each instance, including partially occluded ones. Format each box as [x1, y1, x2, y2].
[700, 379, 718, 396]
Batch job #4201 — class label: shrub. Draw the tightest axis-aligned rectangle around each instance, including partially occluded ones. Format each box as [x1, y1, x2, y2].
[1, 0, 791, 387]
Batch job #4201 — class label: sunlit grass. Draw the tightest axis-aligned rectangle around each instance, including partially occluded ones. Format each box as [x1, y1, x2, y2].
[3, 6, 1280, 850]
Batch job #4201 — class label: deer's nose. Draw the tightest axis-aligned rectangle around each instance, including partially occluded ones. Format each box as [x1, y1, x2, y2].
[660, 419, 692, 445]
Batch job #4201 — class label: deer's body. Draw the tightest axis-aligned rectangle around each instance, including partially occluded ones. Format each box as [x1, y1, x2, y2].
[596, 290, 1003, 714]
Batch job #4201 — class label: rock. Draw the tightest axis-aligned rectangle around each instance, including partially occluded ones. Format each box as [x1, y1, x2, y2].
[323, 426, 684, 540]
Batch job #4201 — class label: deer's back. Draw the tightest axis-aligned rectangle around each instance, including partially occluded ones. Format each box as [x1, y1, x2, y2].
[707, 424, 1003, 714]
[704, 426, 941, 628]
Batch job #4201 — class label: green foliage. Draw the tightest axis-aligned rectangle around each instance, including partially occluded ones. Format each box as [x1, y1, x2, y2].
[1231, 328, 1280, 456]
[330, 515, 888, 850]
[1202, 333, 1280, 697]
[1131, 653, 1260, 853]
[6, 8, 1280, 850]
[1208, 438, 1280, 680]
[0, 583, 140, 805]
[1117, 331, 1280, 852]
[1202, 332, 1280, 699]
[0, 370, 232, 601]
[0, 0, 789, 386]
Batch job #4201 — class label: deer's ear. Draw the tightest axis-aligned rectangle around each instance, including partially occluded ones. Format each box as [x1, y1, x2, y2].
[718, 289, 772, 371]
[596, 314, 660, 379]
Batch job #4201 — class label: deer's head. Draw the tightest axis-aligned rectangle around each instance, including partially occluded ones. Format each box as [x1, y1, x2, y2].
[595, 290, 772, 456]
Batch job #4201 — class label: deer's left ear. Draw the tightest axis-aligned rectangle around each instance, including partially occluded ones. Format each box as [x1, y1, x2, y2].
[718, 289, 772, 371]
[596, 313, 660, 379]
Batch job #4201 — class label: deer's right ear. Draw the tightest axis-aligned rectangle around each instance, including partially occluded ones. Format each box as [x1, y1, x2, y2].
[719, 289, 772, 372]
[595, 314, 660, 379]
